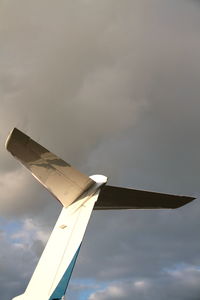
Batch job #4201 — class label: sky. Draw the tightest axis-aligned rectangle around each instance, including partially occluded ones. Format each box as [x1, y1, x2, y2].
[0, 0, 200, 299]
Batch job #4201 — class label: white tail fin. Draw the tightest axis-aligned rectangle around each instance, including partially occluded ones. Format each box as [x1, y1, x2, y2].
[5, 129, 108, 300]
[12, 185, 104, 300]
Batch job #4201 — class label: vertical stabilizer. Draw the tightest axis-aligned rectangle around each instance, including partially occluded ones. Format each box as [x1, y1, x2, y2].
[12, 188, 101, 300]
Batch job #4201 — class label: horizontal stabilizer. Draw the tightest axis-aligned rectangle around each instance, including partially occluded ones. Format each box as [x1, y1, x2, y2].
[6, 128, 95, 207]
[94, 185, 195, 209]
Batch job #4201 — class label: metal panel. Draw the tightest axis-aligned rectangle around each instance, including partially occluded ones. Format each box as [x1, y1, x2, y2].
[94, 185, 195, 209]
[12, 189, 100, 300]
[6, 128, 95, 207]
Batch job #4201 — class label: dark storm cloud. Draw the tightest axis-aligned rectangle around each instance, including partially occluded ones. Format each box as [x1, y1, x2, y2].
[0, 0, 200, 299]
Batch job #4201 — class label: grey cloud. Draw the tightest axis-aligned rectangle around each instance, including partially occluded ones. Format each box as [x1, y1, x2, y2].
[0, 0, 200, 299]
[72, 199, 200, 281]
[0, 232, 38, 300]
[88, 266, 200, 300]
[1, 0, 200, 173]
[0, 166, 61, 219]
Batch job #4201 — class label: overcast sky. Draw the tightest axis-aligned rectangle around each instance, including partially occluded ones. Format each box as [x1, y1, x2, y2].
[1, 0, 200, 299]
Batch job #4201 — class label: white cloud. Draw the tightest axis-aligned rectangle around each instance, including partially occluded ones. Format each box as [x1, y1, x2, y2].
[11, 218, 49, 246]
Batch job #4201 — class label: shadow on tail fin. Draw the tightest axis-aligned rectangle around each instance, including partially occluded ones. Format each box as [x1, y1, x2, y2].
[6, 128, 95, 207]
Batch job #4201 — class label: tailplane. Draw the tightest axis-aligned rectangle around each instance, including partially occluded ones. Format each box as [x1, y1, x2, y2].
[6, 128, 95, 208]
[95, 185, 195, 209]
[5, 128, 195, 300]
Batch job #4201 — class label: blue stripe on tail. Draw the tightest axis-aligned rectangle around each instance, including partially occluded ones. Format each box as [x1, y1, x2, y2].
[49, 244, 81, 300]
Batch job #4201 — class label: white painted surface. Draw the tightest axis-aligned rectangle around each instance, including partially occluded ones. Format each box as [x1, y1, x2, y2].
[12, 182, 104, 300]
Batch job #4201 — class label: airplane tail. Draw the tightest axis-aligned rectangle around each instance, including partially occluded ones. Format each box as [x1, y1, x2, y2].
[6, 128, 195, 211]
[6, 128, 107, 300]
[6, 128, 195, 300]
